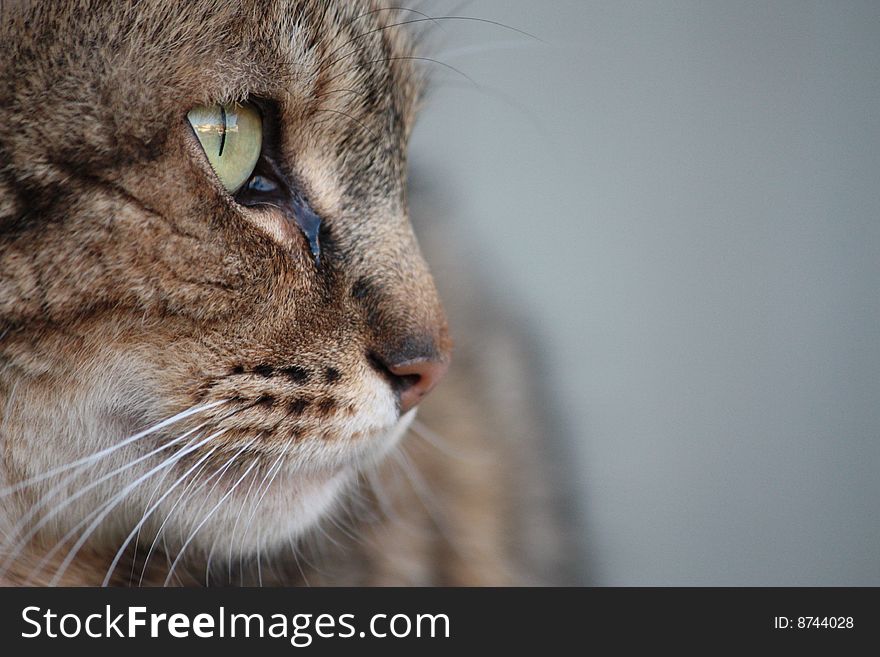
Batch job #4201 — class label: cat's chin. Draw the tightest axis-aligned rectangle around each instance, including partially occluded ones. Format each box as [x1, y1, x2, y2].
[143, 409, 417, 561]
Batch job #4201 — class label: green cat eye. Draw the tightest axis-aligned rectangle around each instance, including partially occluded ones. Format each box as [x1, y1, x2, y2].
[187, 102, 262, 194]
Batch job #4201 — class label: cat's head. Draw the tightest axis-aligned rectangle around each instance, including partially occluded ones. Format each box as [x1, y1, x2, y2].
[0, 0, 449, 568]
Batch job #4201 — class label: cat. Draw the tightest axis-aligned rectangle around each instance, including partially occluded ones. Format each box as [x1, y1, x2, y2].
[0, 0, 573, 585]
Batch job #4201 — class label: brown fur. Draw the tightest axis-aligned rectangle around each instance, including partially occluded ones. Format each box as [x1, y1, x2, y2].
[0, 0, 568, 586]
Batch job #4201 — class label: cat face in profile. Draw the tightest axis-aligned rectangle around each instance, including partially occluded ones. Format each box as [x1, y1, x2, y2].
[0, 0, 450, 581]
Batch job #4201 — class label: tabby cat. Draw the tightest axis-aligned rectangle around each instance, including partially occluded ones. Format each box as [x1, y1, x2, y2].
[0, 0, 570, 585]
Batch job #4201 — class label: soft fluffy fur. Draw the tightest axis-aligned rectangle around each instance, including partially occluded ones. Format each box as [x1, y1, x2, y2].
[0, 0, 570, 585]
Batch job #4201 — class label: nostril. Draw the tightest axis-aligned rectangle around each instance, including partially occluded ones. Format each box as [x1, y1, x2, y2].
[388, 358, 449, 413]
[393, 372, 421, 393]
[368, 351, 450, 414]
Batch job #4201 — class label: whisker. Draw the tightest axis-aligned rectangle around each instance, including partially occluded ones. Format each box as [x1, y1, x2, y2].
[362, 466, 400, 523]
[338, 479, 375, 527]
[310, 516, 344, 555]
[324, 15, 543, 70]
[312, 108, 379, 139]
[137, 449, 218, 585]
[288, 527, 329, 579]
[322, 477, 367, 546]
[163, 457, 260, 586]
[204, 533, 218, 586]
[408, 418, 490, 463]
[286, 534, 311, 587]
[236, 446, 289, 584]
[16, 392, 252, 578]
[137, 454, 210, 587]
[389, 448, 458, 550]
[43, 429, 222, 586]
[0, 400, 225, 498]
[0, 423, 208, 577]
[126, 433, 203, 585]
[226, 451, 266, 583]
[346, 6, 447, 33]
[321, 55, 477, 89]
[138, 435, 259, 586]
[358, 448, 431, 540]
[100, 440, 225, 587]
[256, 528, 263, 587]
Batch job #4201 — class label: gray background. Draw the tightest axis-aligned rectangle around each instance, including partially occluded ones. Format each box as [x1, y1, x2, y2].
[408, 1, 880, 585]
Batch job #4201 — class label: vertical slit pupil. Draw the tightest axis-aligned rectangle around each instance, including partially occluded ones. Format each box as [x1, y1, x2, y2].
[218, 105, 227, 157]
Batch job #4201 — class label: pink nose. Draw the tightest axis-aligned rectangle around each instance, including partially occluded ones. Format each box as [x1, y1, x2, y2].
[386, 357, 450, 414]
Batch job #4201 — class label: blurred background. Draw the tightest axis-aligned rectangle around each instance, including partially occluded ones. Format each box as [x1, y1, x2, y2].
[407, 0, 880, 585]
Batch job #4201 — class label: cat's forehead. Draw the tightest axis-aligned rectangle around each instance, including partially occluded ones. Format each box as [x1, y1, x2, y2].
[1, 1, 421, 176]
[184, 2, 422, 121]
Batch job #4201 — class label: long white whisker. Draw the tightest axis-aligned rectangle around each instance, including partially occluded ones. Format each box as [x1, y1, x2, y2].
[135, 446, 216, 585]
[204, 531, 220, 586]
[236, 447, 288, 583]
[256, 527, 263, 587]
[286, 533, 310, 587]
[1, 422, 208, 573]
[126, 432, 203, 585]
[324, 15, 542, 71]
[163, 457, 259, 586]
[293, 525, 331, 578]
[363, 466, 400, 523]
[323, 507, 362, 545]
[137, 436, 258, 586]
[390, 449, 457, 548]
[311, 514, 344, 551]
[0, 401, 224, 498]
[45, 429, 221, 586]
[408, 419, 488, 463]
[100, 441, 225, 586]
[226, 448, 269, 583]
[22, 432, 204, 585]
[251, 449, 290, 585]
